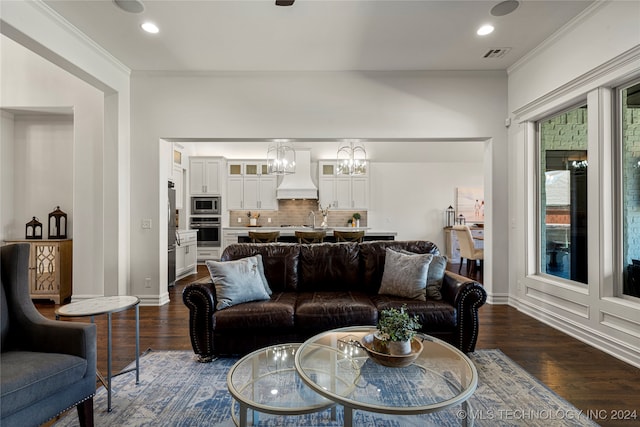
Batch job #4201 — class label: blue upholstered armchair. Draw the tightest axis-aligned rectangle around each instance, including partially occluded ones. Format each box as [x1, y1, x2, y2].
[1, 243, 97, 427]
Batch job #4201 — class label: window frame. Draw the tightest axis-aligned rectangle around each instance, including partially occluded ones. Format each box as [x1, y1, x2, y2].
[533, 102, 590, 286]
[615, 77, 640, 301]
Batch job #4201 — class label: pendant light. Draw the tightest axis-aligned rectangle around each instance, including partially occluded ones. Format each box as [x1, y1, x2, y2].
[337, 140, 367, 176]
[267, 139, 296, 175]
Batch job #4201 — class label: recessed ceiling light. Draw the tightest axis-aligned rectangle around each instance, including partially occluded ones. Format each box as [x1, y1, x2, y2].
[477, 25, 495, 36]
[141, 22, 159, 34]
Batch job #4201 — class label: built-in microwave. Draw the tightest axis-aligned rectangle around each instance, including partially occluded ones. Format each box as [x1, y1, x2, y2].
[191, 196, 221, 215]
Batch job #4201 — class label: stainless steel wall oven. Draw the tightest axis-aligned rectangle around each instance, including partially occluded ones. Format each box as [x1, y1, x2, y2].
[190, 216, 221, 247]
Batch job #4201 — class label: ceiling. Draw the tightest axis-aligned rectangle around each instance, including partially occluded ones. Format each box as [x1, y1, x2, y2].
[42, 0, 594, 72]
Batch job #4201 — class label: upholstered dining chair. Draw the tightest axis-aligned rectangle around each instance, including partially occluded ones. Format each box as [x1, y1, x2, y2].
[295, 230, 326, 244]
[1, 243, 97, 427]
[452, 225, 484, 276]
[248, 231, 280, 243]
[333, 230, 365, 243]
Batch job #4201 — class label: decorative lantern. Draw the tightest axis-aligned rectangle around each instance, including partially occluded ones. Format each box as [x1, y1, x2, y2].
[445, 205, 455, 227]
[456, 214, 466, 225]
[25, 217, 43, 239]
[48, 206, 67, 239]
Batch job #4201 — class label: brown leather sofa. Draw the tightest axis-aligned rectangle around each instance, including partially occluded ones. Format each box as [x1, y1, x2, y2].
[183, 241, 486, 360]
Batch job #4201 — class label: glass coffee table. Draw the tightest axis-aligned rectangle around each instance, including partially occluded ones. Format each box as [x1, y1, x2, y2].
[294, 326, 478, 427]
[227, 343, 339, 427]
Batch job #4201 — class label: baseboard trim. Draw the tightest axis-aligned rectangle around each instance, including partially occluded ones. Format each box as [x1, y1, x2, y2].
[487, 293, 509, 305]
[138, 293, 171, 306]
[511, 296, 640, 369]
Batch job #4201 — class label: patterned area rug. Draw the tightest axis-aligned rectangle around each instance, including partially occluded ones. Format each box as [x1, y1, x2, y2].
[54, 349, 597, 427]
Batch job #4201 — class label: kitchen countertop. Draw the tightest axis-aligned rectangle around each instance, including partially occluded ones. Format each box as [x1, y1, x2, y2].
[177, 229, 197, 234]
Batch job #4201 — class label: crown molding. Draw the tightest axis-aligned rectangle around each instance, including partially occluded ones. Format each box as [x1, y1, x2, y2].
[513, 45, 640, 121]
[29, 0, 130, 76]
[507, 1, 608, 75]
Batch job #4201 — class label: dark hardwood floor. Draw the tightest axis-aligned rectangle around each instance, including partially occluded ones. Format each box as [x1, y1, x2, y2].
[35, 265, 639, 426]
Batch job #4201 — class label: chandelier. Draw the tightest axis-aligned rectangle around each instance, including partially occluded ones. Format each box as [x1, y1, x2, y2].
[266, 139, 296, 175]
[336, 140, 367, 175]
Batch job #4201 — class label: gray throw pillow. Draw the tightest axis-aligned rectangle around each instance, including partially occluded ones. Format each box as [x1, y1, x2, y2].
[379, 248, 433, 301]
[399, 249, 447, 300]
[254, 254, 272, 296]
[205, 256, 271, 310]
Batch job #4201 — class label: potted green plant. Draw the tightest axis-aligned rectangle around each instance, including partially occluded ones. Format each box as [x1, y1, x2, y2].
[376, 305, 422, 355]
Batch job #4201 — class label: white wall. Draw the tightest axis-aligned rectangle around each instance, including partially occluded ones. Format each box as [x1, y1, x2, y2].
[0, 112, 15, 241]
[369, 162, 484, 248]
[0, 35, 106, 298]
[131, 70, 508, 301]
[11, 114, 74, 238]
[1, 0, 132, 298]
[508, 1, 640, 367]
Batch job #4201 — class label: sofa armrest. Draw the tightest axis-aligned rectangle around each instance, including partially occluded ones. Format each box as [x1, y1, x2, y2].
[441, 271, 487, 353]
[182, 282, 217, 362]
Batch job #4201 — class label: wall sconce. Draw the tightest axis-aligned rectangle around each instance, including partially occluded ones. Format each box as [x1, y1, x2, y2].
[48, 206, 68, 239]
[25, 217, 43, 240]
[337, 140, 367, 176]
[266, 139, 296, 175]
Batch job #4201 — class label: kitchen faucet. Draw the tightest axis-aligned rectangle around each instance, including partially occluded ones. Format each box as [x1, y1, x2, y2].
[309, 211, 316, 228]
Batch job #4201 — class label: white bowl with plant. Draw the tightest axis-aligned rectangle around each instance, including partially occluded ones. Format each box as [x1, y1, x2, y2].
[375, 305, 422, 355]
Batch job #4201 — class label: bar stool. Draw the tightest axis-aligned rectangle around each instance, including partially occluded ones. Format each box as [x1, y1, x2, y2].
[333, 230, 365, 243]
[295, 230, 326, 244]
[248, 231, 280, 243]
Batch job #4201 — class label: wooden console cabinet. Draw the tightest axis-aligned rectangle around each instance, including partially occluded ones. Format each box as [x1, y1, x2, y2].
[4, 239, 72, 304]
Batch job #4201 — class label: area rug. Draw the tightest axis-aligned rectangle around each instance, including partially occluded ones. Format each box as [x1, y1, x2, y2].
[53, 349, 597, 427]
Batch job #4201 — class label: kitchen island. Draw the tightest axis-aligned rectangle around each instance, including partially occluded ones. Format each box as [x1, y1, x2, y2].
[222, 227, 397, 245]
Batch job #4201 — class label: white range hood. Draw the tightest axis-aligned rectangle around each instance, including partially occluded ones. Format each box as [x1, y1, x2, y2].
[276, 150, 318, 199]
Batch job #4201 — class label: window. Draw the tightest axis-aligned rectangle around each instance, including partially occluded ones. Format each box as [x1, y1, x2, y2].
[537, 105, 588, 284]
[620, 81, 640, 298]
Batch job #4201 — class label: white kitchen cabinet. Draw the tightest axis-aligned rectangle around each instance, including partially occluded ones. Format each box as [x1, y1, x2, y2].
[444, 227, 484, 263]
[176, 231, 197, 279]
[190, 157, 222, 195]
[173, 144, 184, 168]
[197, 247, 220, 262]
[350, 177, 369, 210]
[227, 177, 244, 210]
[222, 230, 240, 254]
[226, 160, 277, 210]
[173, 165, 184, 210]
[318, 161, 369, 210]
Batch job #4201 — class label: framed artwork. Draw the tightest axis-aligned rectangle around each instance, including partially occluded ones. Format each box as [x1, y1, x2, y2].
[456, 187, 485, 223]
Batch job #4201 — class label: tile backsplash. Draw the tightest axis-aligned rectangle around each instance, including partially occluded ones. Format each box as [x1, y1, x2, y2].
[229, 199, 367, 228]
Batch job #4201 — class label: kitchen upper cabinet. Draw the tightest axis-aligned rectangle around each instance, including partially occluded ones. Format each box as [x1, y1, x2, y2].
[173, 165, 184, 210]
[350, 177, 369, 209]
[227, 177, 244, 210]
[190, 157, 222, 195]
[226, 160, 277, 210]
[318, 161, 369, 210]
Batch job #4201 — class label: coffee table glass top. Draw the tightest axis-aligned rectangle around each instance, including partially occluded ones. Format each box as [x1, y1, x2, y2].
[294, 326, 478, 415]
[227, 343, 336, 415]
